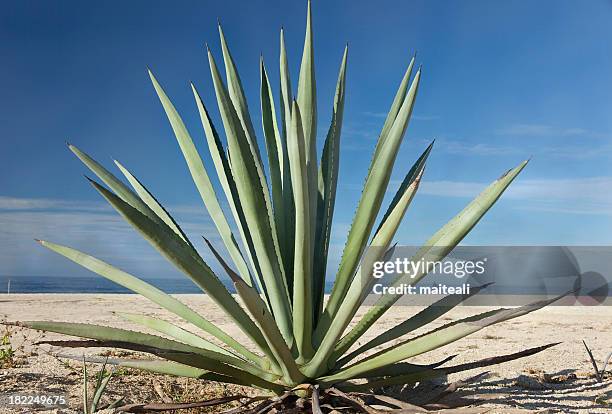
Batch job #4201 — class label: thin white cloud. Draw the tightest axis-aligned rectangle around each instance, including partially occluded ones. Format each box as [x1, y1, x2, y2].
[432, 137, 611, 159]
[418, 180, 485, 198]
[0, 196, 213, 216]
[362, 111, 387, 118]
[436, 140, 520, 156]
[540, 143, 612, 159]
[0, 196, 106, 212]
[0, 196, 223, 277]
[411, 115, 440, 121]
[495, 123, 597, 137]
[362, 111, 438, 121]
[418, 177, 612, 215]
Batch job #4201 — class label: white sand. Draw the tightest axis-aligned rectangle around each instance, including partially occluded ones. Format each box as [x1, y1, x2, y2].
[1, 294, 611, 413]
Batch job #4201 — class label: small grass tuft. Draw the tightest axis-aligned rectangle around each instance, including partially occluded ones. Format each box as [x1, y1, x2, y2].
[0, 326, 16, 368]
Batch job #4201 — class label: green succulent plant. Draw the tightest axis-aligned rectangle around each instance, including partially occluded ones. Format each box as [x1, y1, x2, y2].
[12, 1, 564, 410]
[82, 357, 124, 414]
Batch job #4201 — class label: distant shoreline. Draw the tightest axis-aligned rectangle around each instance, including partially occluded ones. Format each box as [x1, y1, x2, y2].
[2, 292, 610, 307]
[1, 276, 609, 305]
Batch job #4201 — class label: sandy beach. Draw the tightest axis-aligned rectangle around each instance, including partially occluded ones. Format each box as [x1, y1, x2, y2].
[1, 294, 610, 413]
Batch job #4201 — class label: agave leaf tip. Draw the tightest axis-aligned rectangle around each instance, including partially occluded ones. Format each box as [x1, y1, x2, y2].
[147, 69, 160, 87]
[218, 23, 229, 45]
[423, 140, 435, 155]
[501, 158, 529, 179]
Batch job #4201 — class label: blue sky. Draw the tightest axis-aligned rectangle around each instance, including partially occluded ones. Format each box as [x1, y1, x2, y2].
[1, 0, 611, 280]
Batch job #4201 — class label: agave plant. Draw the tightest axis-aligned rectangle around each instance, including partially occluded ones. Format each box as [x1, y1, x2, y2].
[11, 1, 564, 411]
[81, 357, 124, 413]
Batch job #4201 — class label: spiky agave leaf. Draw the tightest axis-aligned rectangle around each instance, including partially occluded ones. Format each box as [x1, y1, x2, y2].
[203, 236, 299, 383]
[191, 83, 268, 301]
[113, 161, 190, 245]
[205, 233, 303, 384]
[304, 143, 429, 377]
[297, 0, 318, 277]
[337, 342, 561, 391]
[216, 26, 288, 307]
[313, 45, 348, 322]
[86, 177, 274, 359]
[318, 66, 422, 335]
[335, 282, 494, 367]
[332, 160, 529, 360]
[13, 2, 563, 404]
[260, 57, 287, 280]
[59, 353, 278, 390]
[148, 71, 253, 286]
[17, 321, 276, 382]
[319, 292, 568, 384]
[113, 312, 233, 356]
[207, 48, 293, 344]
[279, 27, 296, 285]
[35, 240, 263, 365]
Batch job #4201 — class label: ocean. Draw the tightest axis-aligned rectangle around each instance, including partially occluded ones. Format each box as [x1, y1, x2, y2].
[1, 275, 608, 306]
[0, 275, 337, 294]
[0, 275, 224, 294]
